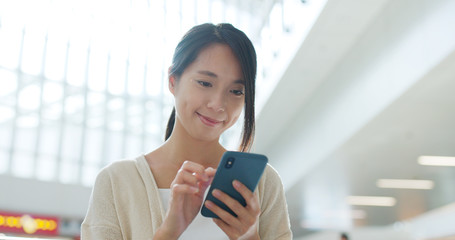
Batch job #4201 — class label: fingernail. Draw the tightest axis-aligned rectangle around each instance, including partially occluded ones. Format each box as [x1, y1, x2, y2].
[205, 200, 213, 207]
[191, 187, 199, 193]
[212, 189, 221, 197]
[233, 180, 240, 188]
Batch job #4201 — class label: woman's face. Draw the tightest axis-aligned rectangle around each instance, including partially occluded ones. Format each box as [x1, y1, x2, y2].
[170, 43, 245, 142]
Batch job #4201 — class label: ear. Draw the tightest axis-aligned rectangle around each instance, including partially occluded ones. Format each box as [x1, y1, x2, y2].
[168, 66, 176, 95]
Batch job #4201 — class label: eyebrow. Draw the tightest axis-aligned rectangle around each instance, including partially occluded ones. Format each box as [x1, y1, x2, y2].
[197, 70, 245, 85]
[197, 70, 218, 78]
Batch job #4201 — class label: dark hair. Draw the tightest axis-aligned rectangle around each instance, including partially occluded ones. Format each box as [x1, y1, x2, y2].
[165, 23, 257, 152]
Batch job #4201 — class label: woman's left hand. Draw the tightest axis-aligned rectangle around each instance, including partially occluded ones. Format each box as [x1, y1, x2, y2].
[204, 180, 261, 240]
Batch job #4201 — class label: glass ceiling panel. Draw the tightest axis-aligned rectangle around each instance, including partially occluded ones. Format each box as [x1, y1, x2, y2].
[18, 84, 41, 110]
[66, 44, 88, 87]
[83, 128, 103, 163]
[0, 69, 18, 96]
[42, 82, 63, 104]
[21, 30, 46, 76]
[0, 122, 12, 149]
[107, 57, 126, 95]
[0, 0, 325, 186]
[0, 106, 14, 124]
[44, 32, 68, 81]
[59, 161, 79, 184]
[0, 26, 22, 69]
[12, 151, 34, 178]
[39, 123, 60, 156]
[36, 155, 57, 181]
[42, 103, 62, 121]
[87, 48, 108, 92]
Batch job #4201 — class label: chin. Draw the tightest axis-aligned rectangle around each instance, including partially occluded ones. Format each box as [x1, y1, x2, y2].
[194, 129, 224, 143]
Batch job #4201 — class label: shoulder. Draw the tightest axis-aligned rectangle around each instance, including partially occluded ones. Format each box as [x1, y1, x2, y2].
[257, 164, 289, 215]
[104, 158, 138, 172]
[95, 158, 142, 184]
[257, 164, 285, 199]
[261, 164, 283, 185]
[91, 157, 151, 202]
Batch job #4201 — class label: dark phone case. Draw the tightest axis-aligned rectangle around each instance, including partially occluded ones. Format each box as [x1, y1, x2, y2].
[201, 151, 268, 218]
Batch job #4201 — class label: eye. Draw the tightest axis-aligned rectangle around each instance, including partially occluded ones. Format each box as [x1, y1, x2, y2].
[230, 89, 244, 96]
[196, 80, 212, 87]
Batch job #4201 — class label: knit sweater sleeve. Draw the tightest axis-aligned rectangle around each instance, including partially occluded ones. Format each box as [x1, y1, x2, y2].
[258, 165, 293, 240]
[81, 167, 123, 239]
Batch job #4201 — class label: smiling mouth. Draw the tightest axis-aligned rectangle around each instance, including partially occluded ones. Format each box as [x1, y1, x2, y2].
[197, 113, 223, 127]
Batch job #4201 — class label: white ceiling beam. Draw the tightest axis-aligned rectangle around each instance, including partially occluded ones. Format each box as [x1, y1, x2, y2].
[255, 0, 455, 191]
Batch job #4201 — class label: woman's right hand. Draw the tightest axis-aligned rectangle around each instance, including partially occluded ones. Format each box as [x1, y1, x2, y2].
[154, 161, 216, 240]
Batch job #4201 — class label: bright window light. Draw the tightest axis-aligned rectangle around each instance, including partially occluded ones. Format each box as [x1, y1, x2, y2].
[0, 0, 324, 186]
[347, 196, 396, 207]
[376, 179, 434, 189]
[0, 69, 18, 96]
[418, 155, 455, 166]
[0, 106, 14, 123]
[18, 85, 41, 110]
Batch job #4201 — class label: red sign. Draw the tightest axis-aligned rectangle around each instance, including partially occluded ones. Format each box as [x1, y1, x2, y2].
[0, 211, 59, 236]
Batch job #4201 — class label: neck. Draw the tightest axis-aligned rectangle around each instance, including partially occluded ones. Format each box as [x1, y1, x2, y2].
[162, 120, 226, 168]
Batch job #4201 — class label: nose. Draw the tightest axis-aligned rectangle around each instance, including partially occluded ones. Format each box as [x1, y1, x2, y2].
[207, 92, 227, 112]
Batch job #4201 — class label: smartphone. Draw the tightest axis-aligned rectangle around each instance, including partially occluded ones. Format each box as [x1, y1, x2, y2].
[201, 151, 268, 218]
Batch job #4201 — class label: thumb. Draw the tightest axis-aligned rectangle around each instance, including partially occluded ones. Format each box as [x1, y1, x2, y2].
[205, 167, 217, 178]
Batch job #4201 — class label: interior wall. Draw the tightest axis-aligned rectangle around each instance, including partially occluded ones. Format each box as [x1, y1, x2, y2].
[0, 174, 91, 219]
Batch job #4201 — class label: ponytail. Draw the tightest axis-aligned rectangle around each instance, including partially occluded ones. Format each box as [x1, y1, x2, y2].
[165, 107, 176, 140]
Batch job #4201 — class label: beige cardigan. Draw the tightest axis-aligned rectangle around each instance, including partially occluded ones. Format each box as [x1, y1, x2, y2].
[81, 155, 292, 239]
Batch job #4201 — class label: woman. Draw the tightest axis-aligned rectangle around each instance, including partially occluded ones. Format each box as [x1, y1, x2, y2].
[81, 23, 292, 240]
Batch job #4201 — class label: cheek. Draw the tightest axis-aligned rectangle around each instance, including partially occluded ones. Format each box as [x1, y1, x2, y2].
[175, 89, 200, 111]
[230, 102, 244, 121]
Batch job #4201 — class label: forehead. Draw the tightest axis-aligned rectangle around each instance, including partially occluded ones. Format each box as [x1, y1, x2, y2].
[184, 44, 243, 81]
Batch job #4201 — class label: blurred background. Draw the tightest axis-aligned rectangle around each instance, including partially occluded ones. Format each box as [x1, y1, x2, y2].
[0, 0, 454, 239]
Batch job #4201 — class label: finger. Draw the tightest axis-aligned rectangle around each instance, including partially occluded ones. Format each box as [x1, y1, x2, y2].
[211, 189, 246, 219]
[204, 200, 239, 225]
[174, 169, 200, 186]
[171, 183, 199, 195]
[181, 161, 209, 181]
[205, 167, 217, 177]
[201, 167, 217, 188]
[206, 196, 258, 238]
[233, 180, 259, 212]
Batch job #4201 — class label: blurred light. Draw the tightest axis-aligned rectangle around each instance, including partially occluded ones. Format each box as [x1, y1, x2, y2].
[17, 115, 39, 128]
[347, 196, 396, 207]
[64, 95, 84, 114]
[418, 155, 455, 166]
[18, 85, 41, 110]
[377, 179, 434, 189]
[351, 209, 367, 219]
[0, 106, 14, 122]
[0, 69, 18, 96]
[42, 82, 63, 104]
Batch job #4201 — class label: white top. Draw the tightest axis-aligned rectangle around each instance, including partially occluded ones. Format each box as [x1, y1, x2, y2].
[158, 188, 227, 239]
